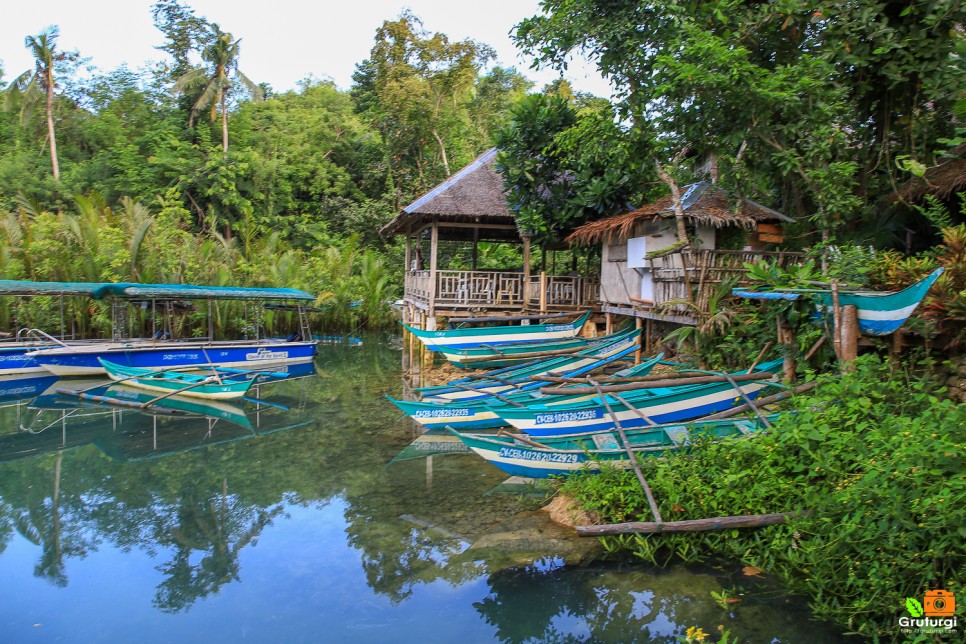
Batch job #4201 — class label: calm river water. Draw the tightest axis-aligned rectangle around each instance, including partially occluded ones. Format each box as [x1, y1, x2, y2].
[0, 339, 852, 642]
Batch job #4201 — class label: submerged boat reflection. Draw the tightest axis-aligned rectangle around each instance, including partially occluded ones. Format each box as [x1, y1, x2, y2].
[0, 362, 319, 462]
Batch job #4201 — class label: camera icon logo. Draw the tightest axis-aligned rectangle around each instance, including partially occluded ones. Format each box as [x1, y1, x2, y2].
[923, 590, 956, 617]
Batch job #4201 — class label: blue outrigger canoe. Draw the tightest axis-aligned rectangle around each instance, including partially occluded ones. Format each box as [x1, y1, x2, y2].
[389, 349, 663, 431]
[404, 311, 591, 350]
[4, 280, 320, 376]
[450, 414, 779, 478]
[733, 268, 943, 336]
[495, 359, 784, 436]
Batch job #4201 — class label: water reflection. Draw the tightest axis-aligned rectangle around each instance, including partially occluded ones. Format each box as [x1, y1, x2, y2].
[0, 340, 851, 642]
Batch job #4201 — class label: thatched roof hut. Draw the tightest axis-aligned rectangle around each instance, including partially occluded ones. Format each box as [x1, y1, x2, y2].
[890, 144, 966, 204]
[380, 148, 518, 241]
[566, 182, 793, 246]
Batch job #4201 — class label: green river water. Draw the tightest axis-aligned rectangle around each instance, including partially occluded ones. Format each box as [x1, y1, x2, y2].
[0, 339, 854, 642]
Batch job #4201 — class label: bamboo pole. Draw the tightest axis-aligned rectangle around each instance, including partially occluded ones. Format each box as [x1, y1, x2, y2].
[576, 512, 808, 536]
[590, 380, 663, 523]
[721, 372, 773, 429]
[703, 381, 817, 419]
[538, 371, 773, 396]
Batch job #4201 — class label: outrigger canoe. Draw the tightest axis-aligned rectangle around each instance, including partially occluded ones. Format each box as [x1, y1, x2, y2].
[390, 349, 663, 431]
[413, 327, 643, 404]
[97, 358, 256, 401]
[733, 268, 943, 336]
[404, 311, 591, 350]
[449, 414, 779, 478]
[495, 359, 784, 436]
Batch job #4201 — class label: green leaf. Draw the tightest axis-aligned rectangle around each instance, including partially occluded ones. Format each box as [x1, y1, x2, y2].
[905, 597, 924, 617]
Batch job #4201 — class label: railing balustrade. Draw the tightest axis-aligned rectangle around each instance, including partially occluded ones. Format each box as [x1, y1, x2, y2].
[404, 270, 599, 311]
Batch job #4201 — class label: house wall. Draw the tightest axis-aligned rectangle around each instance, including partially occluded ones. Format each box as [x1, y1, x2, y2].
[597, 222, 719, 308]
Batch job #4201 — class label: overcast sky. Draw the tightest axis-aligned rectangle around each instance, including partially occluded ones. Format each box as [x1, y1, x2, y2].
[0, 0, 611, 96]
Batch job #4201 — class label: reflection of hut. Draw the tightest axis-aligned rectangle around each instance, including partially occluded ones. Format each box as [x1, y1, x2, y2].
[381, 148, 599, 332]
[567, 182, 802, 325]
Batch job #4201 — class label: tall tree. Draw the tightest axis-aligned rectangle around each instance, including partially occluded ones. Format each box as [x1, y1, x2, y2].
[4, 26, 71, 181]
[352, 12, 494, 197]
[515, 1, 966, 244]
[174, 24, 263, 153]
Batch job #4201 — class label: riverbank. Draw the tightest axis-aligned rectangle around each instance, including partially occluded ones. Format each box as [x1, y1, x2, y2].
[552, 355, 964, 640]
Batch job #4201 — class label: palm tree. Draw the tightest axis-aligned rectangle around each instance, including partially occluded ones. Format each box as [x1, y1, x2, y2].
[4, 26, 66, 180]
[174, 25, 263, 153]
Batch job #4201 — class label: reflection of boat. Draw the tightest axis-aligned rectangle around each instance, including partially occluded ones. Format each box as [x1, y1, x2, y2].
[97, 358, 256, 401]
[733, 268, 943, 336]
[450, 415, 778, 478]
[388, 428, 471, 464]
[405, 311, 591, 350]
[0, 375, 318, 463]
[0, 372, 59, 405]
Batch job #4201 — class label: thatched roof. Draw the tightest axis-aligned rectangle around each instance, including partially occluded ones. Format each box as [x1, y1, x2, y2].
[566, 182, 793, 246]
[380, 148, 516, 238]
[890, 144, 966, 204]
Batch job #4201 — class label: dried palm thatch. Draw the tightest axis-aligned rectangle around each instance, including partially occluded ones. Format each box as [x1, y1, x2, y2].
[380, 148, 515, 237]
[566, 182, 792, 247]
[890, 144, 966, 204]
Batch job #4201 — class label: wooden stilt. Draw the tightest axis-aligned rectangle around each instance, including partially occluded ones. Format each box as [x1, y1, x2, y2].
[839, 304, 859, 370]
[634, 317, 643, 364]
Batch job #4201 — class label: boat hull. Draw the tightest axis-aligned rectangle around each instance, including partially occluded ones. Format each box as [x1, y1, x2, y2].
[100, 359, 255, 401]
[451, 416, 772, 478]
[28, 340, 317, 376]
[495, 361, 783, 436]
[405, 311, 591, 350]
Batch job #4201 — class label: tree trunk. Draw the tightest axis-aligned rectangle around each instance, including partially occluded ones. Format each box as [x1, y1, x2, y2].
[654, 160, 687, 243]
[45, 68, 60, 181]
[431, 129, 450, 176]
[221, 92, 229, 153]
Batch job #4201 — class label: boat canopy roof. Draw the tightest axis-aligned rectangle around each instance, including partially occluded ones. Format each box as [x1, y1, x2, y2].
[0, 280, 316, 301]
[0, 280, 110, 297]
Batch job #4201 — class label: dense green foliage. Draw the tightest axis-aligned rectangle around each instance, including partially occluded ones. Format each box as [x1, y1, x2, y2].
[0, 3, 536, 331]
[509, 0, 966, 245]
[558, 356, 965, 640]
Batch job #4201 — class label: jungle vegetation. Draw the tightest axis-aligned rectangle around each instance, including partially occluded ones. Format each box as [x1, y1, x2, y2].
[0, 0, 963, 335]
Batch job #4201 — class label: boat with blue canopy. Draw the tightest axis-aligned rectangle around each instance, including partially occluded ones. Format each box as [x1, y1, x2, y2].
[0, 280, 319, 376]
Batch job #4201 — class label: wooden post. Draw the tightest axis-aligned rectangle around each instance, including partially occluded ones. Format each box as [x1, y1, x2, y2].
[890, 329, 904, 360]
[831, 281, 842, 360]
[539, 271, 547, 314]
[428, 222, 439, 317]
[522, 236, 532, 310]
[471, 227, 479, 271]
[776, 316, 796, 384]
[605, 312, 613, 335]
[576, 512, 808, 536]
[645, 319, 653, 356]
[840, 304, 859, 370]
[634, 317, 643, 364]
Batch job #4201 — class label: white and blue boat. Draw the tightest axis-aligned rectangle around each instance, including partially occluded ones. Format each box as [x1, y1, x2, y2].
[1, 280, 319, 376]
[495, 360, 784, 436]
[733, 268, 944, 336]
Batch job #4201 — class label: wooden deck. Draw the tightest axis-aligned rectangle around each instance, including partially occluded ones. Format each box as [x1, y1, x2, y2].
[404, 270, 599, 316]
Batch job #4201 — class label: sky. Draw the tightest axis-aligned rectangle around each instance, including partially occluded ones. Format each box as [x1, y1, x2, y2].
[0, 0, 612, 96]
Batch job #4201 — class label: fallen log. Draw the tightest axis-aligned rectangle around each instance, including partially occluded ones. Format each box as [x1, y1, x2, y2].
[538, 371, 773, 396]
[576, 511, 809, 536]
